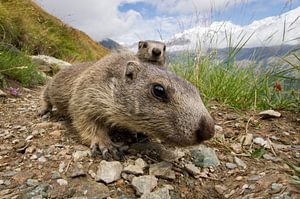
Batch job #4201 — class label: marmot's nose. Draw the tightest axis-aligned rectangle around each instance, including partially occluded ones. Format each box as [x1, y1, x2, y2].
[152, 48, 161, 56]
[195, 116, 215, 142]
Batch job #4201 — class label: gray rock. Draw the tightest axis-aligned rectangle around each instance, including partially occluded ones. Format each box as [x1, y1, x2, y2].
[51, 171, 61, 180]
[72, 150, 91, 161]
[140, 187, 171, 199]
[247, 175, 261, 181]
[263, 154, 281, 162]
[149, 161, 175, 180]
[215, 185, 227, 194]
[271, 192, 292, 199]
[0, 89, 7, 97]
[57, 179, 68, 186]
[190, 145, 220, 167]
[95, 160, 123, 184]
[123, 164, 144, 175]
[135, 158, 147, 169]
[26, 179, 39, 187]
[184, 163, 200, 176]
[253, 137, 271, 148]
[225, 163, 237, 169]
[214, 125, 223, 133]
[271, 183, 283, 193]
[69, 163, 86, 178]
[38, 156, 47, 163]
[132, 175, 158, 195]
[259, 110, 281, 118]
[234, 157, 247, 169]
[25, 184, 49, 198]
[76, 181, 109, 199]
[2, 171, 16, 177]
[31, 55, 71, 71]
[59, 162, 65, 173]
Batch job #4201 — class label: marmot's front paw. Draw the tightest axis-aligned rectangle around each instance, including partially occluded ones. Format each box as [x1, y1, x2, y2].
[90, 142, 124, 161]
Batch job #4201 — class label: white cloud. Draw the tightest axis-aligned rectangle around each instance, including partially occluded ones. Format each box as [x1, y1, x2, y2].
[141, 0, 251, 14]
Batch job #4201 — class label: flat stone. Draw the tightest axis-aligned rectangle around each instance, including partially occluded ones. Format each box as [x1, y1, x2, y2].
[149, 161, 175, 180]
[248, 175, 261, 182]
[231, 143, 242, 153]
[0, 89, 7, 97]
[140, 187, 171, 199]
[72, 150, 91, 161]
[191, 145, 220, 167]
[135, 158, 147, 169]
[132, 175, 158, 195]
[234, 157, 247, 169]
[214, 125, 223, 133]
[263, 154, 281, 162]
[123, 164, 144, 175]
[69, 163, 86, 178]
[25, 145, 36, 154]
[259, 110, 281, 118]
[95, 160, 123, 184]
[215, 185, 227, 194]
[225, 163, 237, 169]
[38, 156, 47, 163]
[59, 162, 65, 173]
[271, 183, 283, 193]
[25, 184, 49, 198]
[57, 179, 68, 186]
[184, 163, 200, 176]
[253, 137, 271, 148]
[51, 171, 61, 180]
[26, 179, 39, 187]
[76, 181, 109, 199]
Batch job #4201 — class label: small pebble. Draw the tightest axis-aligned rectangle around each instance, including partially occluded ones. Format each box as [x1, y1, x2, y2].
[57, 179, 68, 186]
[225, 163, 237, 169]
[38, 156, 47, 163]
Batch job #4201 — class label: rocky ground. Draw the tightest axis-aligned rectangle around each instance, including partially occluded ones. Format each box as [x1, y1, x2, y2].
[0, 87, 299, 199]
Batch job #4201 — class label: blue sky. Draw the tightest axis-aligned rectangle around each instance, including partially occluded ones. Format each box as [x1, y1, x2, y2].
[119, 0, 300, 25]
[35, 0, 300, 44]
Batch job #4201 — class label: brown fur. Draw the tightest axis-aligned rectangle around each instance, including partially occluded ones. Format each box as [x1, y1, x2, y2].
[137, 40, 166, 68]
[40, 52, 214, 159]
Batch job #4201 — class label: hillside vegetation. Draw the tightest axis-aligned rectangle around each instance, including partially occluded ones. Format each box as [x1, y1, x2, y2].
[172, 46, 300, 112]
[0, 0, 110, 87]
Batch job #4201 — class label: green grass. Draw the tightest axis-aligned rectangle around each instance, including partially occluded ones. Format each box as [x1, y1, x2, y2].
[0, 43, 45, 87]
[0, 0, 109, 62]
[172, 48, 300, 112]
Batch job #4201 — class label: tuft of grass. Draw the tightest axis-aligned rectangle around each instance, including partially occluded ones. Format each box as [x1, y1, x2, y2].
[172, 46, 300, 112]
[0, 43, 45, 87]
[0, 0, 109, 62]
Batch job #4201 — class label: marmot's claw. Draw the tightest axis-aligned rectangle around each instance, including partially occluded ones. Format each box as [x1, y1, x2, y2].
[101, 146, 124, 161]
[90, 144, 101, 158]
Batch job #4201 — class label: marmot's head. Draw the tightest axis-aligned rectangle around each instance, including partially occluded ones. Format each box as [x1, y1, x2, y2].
[137, 40, 166, 66]
[111, 61, 215, 146]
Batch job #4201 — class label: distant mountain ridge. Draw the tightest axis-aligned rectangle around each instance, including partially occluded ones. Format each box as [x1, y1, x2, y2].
[166, 7, 300, 51]
[99, 38, 125, 50]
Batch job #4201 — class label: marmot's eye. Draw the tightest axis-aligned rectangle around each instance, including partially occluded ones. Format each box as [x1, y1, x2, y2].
[142, 43, 148, 48]
[151, 83, 168, 101]
[163, 45, 166, 51]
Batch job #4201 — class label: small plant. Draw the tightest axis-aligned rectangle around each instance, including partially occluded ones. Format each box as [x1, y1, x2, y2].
[0, 43, 45, 87]
[286, 161, 300, 186]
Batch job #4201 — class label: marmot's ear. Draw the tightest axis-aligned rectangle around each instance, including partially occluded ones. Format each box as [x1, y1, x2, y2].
[125, 61, 141, 81]
[138, 41, 144, 49]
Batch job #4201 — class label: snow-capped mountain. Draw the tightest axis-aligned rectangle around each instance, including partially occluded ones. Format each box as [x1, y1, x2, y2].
[166, 7, 300, 51]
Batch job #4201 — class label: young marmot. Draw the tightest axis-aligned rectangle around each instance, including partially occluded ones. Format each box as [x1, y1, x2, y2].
[137, 40, 166, 68]
[39, 52, 214, 160]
